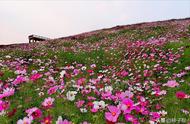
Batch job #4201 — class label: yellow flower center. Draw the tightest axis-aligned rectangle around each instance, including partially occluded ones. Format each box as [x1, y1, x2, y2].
[112, 112, 116, 116]
[45, 119, 49, 123]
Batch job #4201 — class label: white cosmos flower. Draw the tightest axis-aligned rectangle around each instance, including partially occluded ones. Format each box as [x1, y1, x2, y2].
[158, 110, 167, 116]
[5, 55, 11, 59]
[104, 86, 113, 93]
[80, 108, 87, 113]
[66, 91, 77, 101]
[93, 100, 106, 110]
[81, 66, 87, 70]
[60, 70, 66, 78]
[0, 110, 7, 116]
[185, 66, 190, 71]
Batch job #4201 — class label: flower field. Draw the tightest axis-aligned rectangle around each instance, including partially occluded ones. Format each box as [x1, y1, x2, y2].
[0, 19, 190, 124]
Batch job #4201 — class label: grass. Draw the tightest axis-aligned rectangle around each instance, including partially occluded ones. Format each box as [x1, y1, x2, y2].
[0, 22, 190, 123]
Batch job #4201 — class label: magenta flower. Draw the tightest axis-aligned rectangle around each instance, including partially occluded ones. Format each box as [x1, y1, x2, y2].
[26, 107, 42, 119]
[105, 105, 121, 122]
[150, 112, 161, 121]
[30, 73, 42, 81]
[120, 98, 134, 114]
[118, 91, 134, 100]
[12, 76, 27, 85]
[90, 107, 98, 113]
[135, 106, 149, 115]
[125, 114, 135, 122]
[77, 78, 86, 85]
[0, 100, 9, 111]
[73, 69, 80, 75]
[120, 70, 128, 77]
[75, 100, 85, 108]
[143, 70, 149, 77]
[47, 86, 59, 95]
[0, 87, 15, 99]
[41, 115, 52, 124]
[176, 91, 187, 99]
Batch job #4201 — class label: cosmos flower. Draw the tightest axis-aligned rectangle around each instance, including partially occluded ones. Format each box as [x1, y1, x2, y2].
[120, 98, 134, 114]
[47, 86, 59, 95]
[66, 91, 77, 101]
[12, 75, 27, 85]
[104, 86, 113, 93]
[93, 100, 106, 110]
[56, 116, 72, 124]
[30, 73, 42, 81]
[60, 70, 66, 78]
[25, 107, 42, 119]
[163, 80, 179, 88]
[17, 116, 33, 124]
[150, 112, 161, 121]
[105, 105, 121, 122]
[185, 66, 190, 71]
[41, 115, 52, 124]
[0, 100, 9, 111]
[0, 87, 15, 99]
[135, 106, 149, 115]
[77, 78, 86, 85]
[42, 97, 55, 109]
[176, 91, 187, 99]
[125, 114, 136, 123]
[120, 70, 128, 77]
[76, 100, 85, 108]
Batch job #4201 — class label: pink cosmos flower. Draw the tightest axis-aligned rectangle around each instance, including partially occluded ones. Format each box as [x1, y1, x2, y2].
[42, 97, 55, 109]
[135, 106, 149, 115]
[143, 70, 150, 77]
[87, 96, 96, 101]
[163, 80, 179, 88]
[90, 107, 98, 113]
[0, 100, 9, 111]
[75, 100, 85, 108]
[26, 107, 42, 119]
[125, 114, 136, 123]
[176, 91, 187, 99]
[56, 116, 72, 124]
[90, 64, 96, 68]
[118, 91, 134, 100]
[120, 98, 134, 114]
[105, 105, 121, 122]
[73, 69, 80, 75]
[77, 78, 86, 85]
[155, 90, 167, 96]
[12, 76, 27, 85]
[17, 116, 33, 124]
[155, 104, 162, 110]
[47, 86, 59, 95]
[41, 115, 52, 124]
[15, 69, 27, 75]
[101, 92, 112, 100]
[120, 70, 128, 77]
[30, 73, 42, 81]
[150, 112, 161, 121]
[0, 87, 15, 99]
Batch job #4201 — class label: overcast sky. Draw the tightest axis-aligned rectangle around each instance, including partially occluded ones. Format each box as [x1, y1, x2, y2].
[0, 0, 190, 45]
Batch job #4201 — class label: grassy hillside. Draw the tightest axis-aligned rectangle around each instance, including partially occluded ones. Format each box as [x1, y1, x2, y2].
[0, 18, 190, 124]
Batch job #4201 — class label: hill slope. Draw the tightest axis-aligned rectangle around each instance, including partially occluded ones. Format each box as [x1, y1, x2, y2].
[0, 18, 190, 124]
